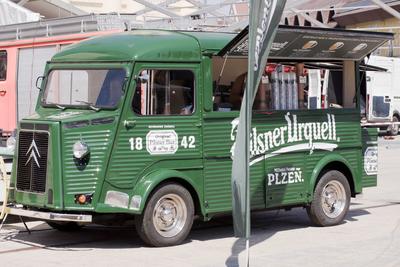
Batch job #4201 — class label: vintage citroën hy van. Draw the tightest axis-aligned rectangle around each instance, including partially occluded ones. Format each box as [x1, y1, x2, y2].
[1, 25, 391, 246]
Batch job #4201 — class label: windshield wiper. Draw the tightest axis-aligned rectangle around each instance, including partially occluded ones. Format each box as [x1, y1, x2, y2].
[46, 102, 66, 110]
[75, 101, 100, 112]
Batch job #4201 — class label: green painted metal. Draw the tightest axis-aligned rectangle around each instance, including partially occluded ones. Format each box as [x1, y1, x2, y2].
[52, 30, 235, 63]
[127, 168, 204, 214]
[8, 29, 379, 223]
[308, 153, 357, 197]
[361, 128, 378, 187]
[202, 110, 364, 213]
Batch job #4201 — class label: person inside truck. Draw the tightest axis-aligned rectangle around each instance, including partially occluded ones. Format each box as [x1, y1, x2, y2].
[228, 72, 267, 111]
[179, 87, 194, 115]
[229, 72, 247, 110]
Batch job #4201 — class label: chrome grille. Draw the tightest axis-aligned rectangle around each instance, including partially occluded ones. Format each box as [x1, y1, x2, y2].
[16, 130, 49, 193]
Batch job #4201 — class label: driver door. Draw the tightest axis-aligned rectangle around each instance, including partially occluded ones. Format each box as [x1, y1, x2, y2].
[106, 63, 203, 190]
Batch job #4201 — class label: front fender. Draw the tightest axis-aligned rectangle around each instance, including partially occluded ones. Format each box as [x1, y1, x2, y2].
[309, 153, 356, 199]
[132, 169, 202, 214]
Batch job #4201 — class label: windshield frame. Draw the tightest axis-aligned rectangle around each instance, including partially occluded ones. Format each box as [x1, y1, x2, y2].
[40, 64, 131, 111]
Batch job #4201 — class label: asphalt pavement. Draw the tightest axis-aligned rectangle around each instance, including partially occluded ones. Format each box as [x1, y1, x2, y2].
[1, 137, 400, 267]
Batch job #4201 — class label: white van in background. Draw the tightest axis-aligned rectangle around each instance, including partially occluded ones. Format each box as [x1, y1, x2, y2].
[366, 55, 400, 135]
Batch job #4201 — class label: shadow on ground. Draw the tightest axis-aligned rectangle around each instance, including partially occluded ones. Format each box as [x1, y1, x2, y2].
[0, 203, 388, 265]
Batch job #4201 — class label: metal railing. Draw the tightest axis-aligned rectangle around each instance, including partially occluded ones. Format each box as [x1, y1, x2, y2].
[0, 14, 142, 42]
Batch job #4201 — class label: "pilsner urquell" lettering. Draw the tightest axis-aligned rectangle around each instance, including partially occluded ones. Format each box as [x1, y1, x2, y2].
[230, 112, 339, 158]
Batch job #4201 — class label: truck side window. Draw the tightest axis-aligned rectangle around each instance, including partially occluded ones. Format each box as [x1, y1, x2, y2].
[132, 69, 195, 115]
[211, 56, 355, 111]
[0, 51, 6, 81]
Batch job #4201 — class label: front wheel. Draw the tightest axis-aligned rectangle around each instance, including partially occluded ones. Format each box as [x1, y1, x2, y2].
[135, 183, 194, 247]
[307, 170, 351, 226]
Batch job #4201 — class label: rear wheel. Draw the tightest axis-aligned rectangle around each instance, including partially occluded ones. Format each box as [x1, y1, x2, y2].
[307, 170, 351, 226]
[47, 221, 83, 232]
[388, 116, 399, 136]
[135, 183, 194, 247]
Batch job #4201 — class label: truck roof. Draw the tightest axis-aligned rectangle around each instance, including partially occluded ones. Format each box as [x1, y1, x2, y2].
[51, 29, 235, 63]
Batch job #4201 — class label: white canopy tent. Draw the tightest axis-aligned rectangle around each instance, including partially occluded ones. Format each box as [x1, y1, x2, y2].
[3, 0, 400, 32]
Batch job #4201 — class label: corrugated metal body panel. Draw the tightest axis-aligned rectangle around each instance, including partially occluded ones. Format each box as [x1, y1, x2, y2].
[203, 116, 235, 213]
[107, 117, 203, 188]
[251, 115, 306, 208]
[203, 111, 362, 214]
[203, 116, 234, 157]
[262, 112, 361, 207]
[203, 115, 265, 213]
[62, 128, 112, 199]
[265, 152, 306, 207]
[106, 63, 203, 189]
[17, 46, 56, 121]
[204, 160, 265, 213]
[305, 150, 359, 177]
[204, 160, 232, 211]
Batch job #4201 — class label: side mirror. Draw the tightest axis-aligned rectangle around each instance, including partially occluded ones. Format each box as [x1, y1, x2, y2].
[36, 76, 45, 90]
[136, 74, 149, 84]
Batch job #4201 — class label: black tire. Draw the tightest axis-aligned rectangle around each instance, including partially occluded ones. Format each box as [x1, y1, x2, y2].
[135, 183, 194, 247]
[47, 221, 83, 232]
[388, 116, 399, 136]
[307, 170, 351, 226]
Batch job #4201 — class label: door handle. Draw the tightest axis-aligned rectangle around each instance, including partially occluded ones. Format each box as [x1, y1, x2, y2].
[0, 90, 6, 96]
[124, 120, 136, 128]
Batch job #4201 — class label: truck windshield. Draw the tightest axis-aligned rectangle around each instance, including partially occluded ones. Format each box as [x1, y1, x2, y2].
[42, 69, 126, 109]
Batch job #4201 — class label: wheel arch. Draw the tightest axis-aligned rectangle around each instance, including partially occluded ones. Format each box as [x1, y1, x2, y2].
[310, 155, 356, 198]
[132, 169, 203, 216]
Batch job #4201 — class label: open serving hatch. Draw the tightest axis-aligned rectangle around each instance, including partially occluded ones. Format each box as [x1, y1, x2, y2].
[212, 25, 393, 113]
[218, 25, 394, 61]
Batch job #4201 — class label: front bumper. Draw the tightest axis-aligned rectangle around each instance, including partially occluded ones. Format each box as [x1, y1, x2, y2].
[3, 206, 92, 222]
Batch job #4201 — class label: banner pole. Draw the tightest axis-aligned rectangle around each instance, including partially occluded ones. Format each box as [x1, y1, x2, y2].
[245, 237, 250, 267]
[230, 2, 287, 266]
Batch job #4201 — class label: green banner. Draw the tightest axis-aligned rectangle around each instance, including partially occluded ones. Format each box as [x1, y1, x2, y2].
[231, 0, 287, 238]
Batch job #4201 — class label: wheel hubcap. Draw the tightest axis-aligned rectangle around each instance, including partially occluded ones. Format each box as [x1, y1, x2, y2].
[389, 118, 399, 134]
[153, 194, 187, 238]
[321, 180, 346, 219]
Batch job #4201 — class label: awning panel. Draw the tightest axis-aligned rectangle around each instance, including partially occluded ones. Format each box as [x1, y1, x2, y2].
[218, 25, 394, 61]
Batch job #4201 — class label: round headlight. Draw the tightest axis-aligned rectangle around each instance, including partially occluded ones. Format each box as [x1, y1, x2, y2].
[73, 140, 89, 159]
[6, 136, 16, 151]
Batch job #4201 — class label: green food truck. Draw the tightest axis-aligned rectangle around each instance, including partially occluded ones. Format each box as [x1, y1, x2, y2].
[1, 26, 391, 247]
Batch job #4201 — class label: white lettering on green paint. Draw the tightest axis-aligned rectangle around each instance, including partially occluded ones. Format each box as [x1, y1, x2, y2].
[267, 167, 304, 186]
[231, 112, 340, 166]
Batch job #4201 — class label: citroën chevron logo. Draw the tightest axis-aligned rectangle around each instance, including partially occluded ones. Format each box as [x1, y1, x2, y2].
[25, 139, 41, 168]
